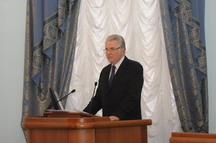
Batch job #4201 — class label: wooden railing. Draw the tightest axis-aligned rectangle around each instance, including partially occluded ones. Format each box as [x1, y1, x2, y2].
[170, 132, 216, 143]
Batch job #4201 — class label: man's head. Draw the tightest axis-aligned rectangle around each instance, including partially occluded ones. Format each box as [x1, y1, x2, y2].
[105, 34, 126, 65]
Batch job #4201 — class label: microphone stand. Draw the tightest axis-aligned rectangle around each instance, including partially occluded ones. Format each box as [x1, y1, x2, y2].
[89, 82, 98, 115]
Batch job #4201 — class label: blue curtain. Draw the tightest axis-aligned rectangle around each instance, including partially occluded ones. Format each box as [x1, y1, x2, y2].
[21, 0, 81, 139]
[160, 0, 208, 132]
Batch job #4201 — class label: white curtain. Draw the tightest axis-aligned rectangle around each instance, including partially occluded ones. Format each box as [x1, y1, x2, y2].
[65, 0, 182, 143]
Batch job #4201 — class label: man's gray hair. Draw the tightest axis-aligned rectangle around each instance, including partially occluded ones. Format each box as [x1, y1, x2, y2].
[106, 34, 126, 49]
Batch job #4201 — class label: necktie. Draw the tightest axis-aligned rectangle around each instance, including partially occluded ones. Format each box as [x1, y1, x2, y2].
[109, 65, 116, 85]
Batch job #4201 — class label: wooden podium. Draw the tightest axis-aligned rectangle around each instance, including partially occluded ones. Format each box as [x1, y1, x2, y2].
[23, 111, 152, 143]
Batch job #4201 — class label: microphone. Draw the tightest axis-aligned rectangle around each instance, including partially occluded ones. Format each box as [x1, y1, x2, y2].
[89, 82, 98, 114]
[92, 82, 97, 98]
[46, 88, 76, 112]
[56, 89, 76, 103]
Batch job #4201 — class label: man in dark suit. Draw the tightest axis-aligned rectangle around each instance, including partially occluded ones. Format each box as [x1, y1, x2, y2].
[84, 34, 144, 121]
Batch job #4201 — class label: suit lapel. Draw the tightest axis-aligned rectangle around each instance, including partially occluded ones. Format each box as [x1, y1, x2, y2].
[108, 57, 128, 90]
[104, 65, 111, 90]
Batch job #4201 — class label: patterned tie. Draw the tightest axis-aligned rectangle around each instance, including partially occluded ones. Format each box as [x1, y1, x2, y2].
[109, 65, 116, 85]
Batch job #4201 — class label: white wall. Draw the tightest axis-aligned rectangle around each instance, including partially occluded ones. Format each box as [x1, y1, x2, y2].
[0, 0, 215, 143]
[0, 0, 26, 143]
[205, 0, 216, 133]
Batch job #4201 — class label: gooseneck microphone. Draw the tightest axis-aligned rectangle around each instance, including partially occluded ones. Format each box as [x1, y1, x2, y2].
[56, 89, 76, 103]
[89, 82, 98, 114]
[46, 88, 76, 112]
[92, 82, 98, 98]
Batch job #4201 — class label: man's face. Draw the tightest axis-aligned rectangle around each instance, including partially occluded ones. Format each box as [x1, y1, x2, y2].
[105, 40, 125, 65]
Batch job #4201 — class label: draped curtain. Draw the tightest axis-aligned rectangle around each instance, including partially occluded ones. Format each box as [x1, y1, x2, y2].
[21, 0, 81, 140]
[65, 0, 182, 143]
[160, 0, 208, 132]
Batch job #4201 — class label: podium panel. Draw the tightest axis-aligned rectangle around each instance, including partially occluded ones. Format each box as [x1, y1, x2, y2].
[23, 112, 152, 143]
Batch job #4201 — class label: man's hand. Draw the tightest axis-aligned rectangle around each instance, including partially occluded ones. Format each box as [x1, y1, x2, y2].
[109, 116, 120, 121]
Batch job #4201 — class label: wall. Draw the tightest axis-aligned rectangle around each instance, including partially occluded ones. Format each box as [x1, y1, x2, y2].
[0, 0, 215, 143]
[205, 0, 216, 133]
[0, 0, 26, 143]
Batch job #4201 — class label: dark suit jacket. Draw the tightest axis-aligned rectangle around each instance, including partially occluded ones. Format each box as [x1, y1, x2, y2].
[84, 56, 144, 120]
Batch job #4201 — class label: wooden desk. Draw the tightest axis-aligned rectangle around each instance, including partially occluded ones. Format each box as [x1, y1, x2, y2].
[23, 111, 152, 143]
